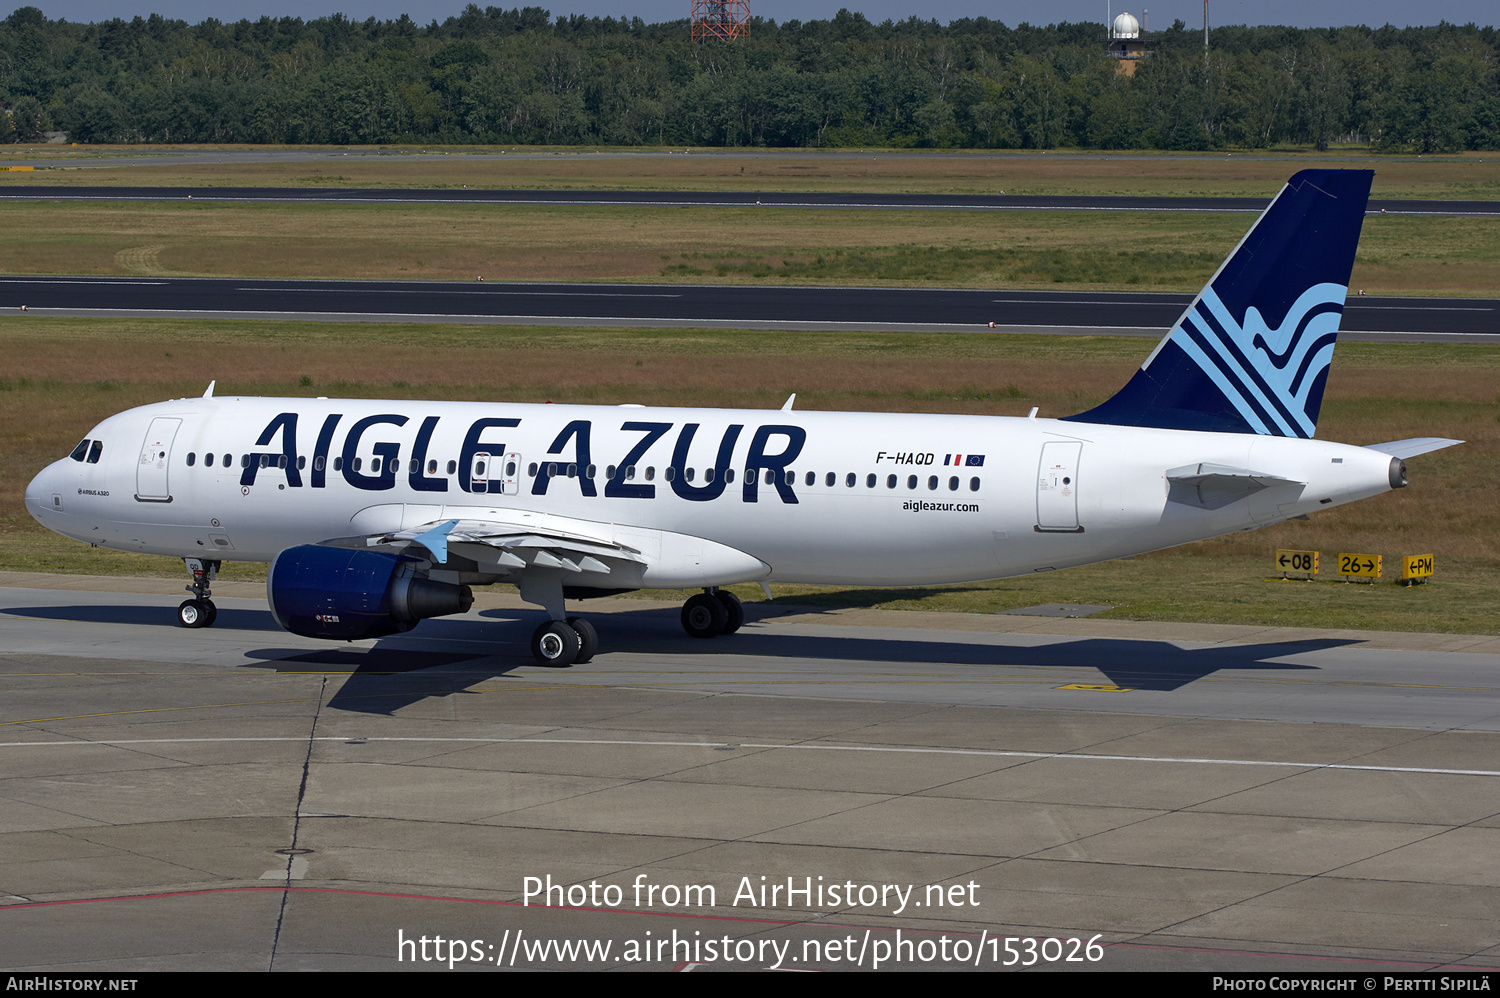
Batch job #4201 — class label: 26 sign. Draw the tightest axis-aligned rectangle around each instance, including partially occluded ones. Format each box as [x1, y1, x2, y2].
[1337, 552, 1382, 580]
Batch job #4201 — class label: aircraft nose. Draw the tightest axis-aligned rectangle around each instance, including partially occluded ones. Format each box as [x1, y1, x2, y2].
[25, 462, 59, 525]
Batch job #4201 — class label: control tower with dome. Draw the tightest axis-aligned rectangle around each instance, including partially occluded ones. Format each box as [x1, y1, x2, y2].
[1105, 10, 1150, 74]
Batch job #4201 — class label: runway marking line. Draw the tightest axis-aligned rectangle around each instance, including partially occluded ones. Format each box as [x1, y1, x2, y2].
[3, 735, 1498, 779]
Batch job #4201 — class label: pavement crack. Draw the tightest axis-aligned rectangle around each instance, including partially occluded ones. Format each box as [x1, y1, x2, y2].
[268, 675, 325, 971]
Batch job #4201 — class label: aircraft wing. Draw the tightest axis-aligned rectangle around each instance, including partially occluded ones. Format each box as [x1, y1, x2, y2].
[373, 517, 644, 579]
[1362, 438, 1464, 459]
[361, 512, 770, 596]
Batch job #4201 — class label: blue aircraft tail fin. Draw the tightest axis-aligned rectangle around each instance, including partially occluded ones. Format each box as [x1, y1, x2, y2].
[1063, 169, 1372, 438]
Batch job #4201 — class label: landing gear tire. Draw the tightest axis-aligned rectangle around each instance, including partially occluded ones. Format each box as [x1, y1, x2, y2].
[178, 599, 212, 628]
[682, 593, 728, 639]
[567, 616, 598, 665]
[531, 620, 581, 667]
[715, 591, 744, 635]
[200, 600, 218, 627]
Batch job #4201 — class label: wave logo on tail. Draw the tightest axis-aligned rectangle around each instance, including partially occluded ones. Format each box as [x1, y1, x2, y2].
[1169, 282, 1346, 438]
[1065, 169, 1372, 438]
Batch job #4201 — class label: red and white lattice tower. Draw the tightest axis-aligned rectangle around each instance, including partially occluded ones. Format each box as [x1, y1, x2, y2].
[691, 0, 750, 41]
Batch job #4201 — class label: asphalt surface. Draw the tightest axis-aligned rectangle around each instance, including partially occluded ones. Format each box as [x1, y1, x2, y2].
[3, 274, 1495, 341]
[3, 185, 1497, 215]
[3, 574, 1500, 972]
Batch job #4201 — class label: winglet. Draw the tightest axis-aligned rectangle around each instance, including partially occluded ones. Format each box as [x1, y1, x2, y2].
[1064, 170, 1373, 438]
[782, 393, 796, 411]
[202, 381, 216, 398]
[413, 519, 460, 564]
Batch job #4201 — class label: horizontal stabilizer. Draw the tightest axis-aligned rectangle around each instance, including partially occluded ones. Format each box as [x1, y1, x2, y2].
[1363, 438, 1464, 460]
[1166, 463, 1304, 511]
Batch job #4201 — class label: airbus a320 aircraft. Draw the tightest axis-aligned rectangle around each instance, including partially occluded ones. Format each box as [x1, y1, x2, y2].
[26, 170, 1460, 667]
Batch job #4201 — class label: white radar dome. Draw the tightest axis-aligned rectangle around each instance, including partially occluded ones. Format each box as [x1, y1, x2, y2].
[1112, 12, 1140, 38]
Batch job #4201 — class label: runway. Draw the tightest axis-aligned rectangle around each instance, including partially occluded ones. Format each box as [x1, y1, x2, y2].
[4, 575, 1499, 971]
[4, 275, 1496, 341]
[3, 185, 1497, 216]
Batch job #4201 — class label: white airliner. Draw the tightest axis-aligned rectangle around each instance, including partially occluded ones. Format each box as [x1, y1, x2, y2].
[25, 170, 1460, 667]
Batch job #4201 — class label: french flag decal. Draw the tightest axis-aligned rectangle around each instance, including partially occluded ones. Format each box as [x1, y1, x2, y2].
[944, 454, 985, 466]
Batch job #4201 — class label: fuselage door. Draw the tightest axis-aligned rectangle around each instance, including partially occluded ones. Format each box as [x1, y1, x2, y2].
[1036, 440, 1083, 532]
[501, 452, 522, 495]
[136, 417, 181, 503]
[470, 452, 490, 494]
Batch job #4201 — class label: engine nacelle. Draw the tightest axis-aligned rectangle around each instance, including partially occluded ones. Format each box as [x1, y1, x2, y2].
[268, 544, 474, 640]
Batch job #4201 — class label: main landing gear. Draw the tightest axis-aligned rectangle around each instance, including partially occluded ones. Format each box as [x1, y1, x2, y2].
[527, 587, 743, 667]
[681, 588, 743, 639]
[530, 616, 598, 668]
[178, 557, 220, 628]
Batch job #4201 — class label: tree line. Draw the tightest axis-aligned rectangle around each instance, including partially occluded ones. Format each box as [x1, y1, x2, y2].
[1, 4, 1496, 151]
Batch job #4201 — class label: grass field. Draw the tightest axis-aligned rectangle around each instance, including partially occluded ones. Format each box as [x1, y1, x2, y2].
[0, 201, 1493, 296]
[2, 144, 1499, 199]
[4, 319, 1495, 634]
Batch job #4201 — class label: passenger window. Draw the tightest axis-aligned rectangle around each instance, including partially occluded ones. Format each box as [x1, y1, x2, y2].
[204, 453, 215, 468]
[333, 457, 343, 471]
[427, 459, 437, 474]
[298, 456, 306, 470]
[969, 477, 980, 492]
[446, 460, 457, 475]
[240, 455, 249, 468]
[87, 441, 103, 464]
[528, 462, 537, 476]
[278, 455, 287, 469]
[886, 475, 896, 489]
[222, 454, 230, 467]
[186, 452, 196, 467]
[825, 472, 835, 487]
[355, 457, 364, 472]
[703, 468, 713, 483]
[907, 475, 917, 490]
[948, 476, 958, 491]
[645, 466, 655, 481]
[685, 467, 695, 482]
[805, 471, 815, 487]
[866, 474, 875, 488]
[606, 464, 617, 479]
[927, 475, 937, 490]
[724, 469, 735, 483]
[370, 457, 379, 473]
[586, 464, 596, 478]
[313, 456, 324, 471]
[845, 473, 855, 487]
[70, 439, 90, 462]
[663, 466, 675, 482]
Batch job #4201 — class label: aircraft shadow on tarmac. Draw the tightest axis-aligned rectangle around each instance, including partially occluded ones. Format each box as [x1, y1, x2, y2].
[7, 600, 1351, 714]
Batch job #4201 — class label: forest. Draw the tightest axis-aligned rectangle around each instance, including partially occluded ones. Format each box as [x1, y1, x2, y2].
[0, 4, 1496, 151]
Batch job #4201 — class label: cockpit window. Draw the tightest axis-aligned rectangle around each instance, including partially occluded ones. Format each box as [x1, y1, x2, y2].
[87, 440, 103, 464]
[70, 439, 90, 462]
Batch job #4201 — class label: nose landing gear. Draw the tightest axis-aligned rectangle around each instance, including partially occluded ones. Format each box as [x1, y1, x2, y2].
[179, 557, 220, 628]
